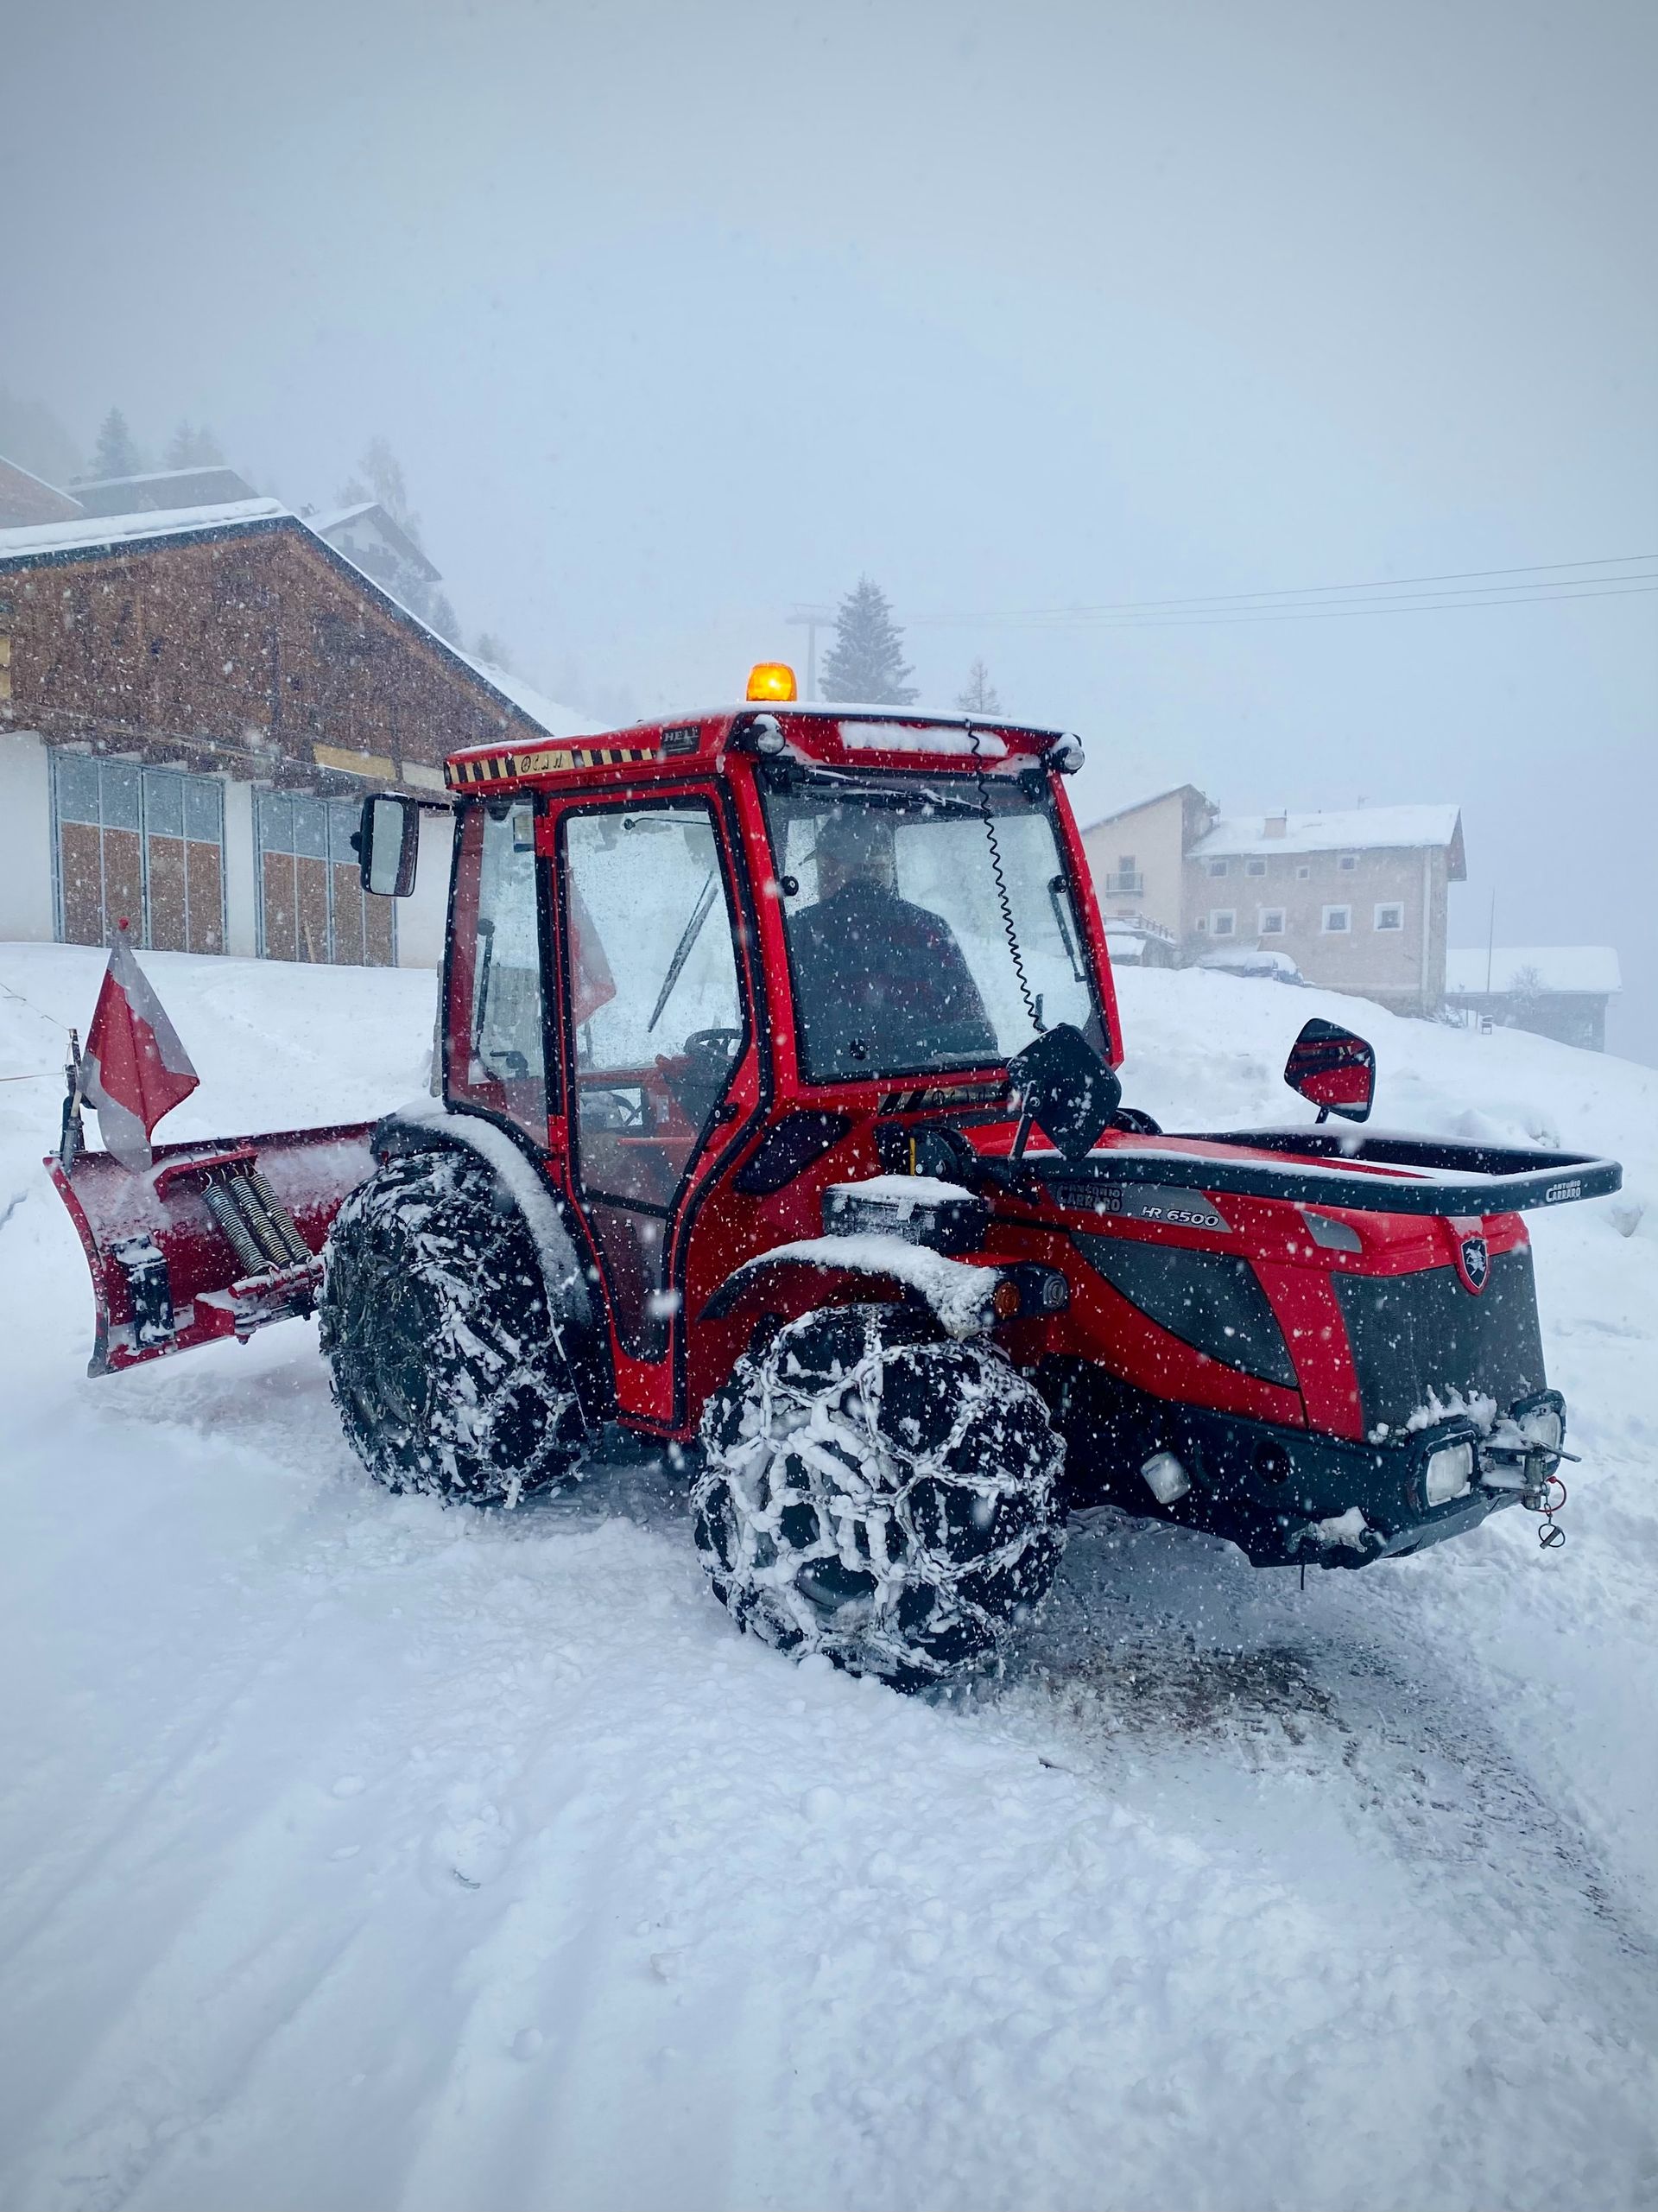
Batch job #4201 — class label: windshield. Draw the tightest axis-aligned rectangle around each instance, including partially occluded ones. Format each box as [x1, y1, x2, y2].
[762, 770, 1104, 1082]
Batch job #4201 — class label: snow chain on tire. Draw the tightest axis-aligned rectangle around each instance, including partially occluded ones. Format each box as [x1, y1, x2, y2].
[693, 1303, 1067, 1689]
[320, 1148, 585, 1505]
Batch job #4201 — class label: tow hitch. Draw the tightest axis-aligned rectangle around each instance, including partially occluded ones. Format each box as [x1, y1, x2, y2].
[1476, 1391, 1575, 1543]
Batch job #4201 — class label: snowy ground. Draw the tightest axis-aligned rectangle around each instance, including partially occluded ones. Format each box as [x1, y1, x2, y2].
[3, 942, 1656, 2212]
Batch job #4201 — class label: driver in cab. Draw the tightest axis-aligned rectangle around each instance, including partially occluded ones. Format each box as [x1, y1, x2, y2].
[788, 809, 997, 1074]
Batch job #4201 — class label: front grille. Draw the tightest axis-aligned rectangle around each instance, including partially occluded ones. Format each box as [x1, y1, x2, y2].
[1331, 1249, 1546, 1436]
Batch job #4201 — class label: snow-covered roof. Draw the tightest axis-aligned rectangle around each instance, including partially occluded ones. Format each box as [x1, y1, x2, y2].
[1192, 804, 1462, 859]
[0, 453, 74, 497]
[303, 502, 440, 583]
[1081, 784, 1208, 833]
[75, 466, 233, 491]
[0, 453, 83, 524]
[809, 699, 1066, 734]
[0, 498, 287, 562]
[72, 466, 260, 517]
[304, 502, 377, 532]
[593, 700, 1068, 743]
[448, 653, 605, 740]
[1445, 946, 1622, 998]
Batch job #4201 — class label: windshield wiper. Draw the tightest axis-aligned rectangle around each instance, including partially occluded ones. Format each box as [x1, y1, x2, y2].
[647, 871, 718, 1033]
[1048, 873, 1085, 982]
[471, 916, 497, 1053]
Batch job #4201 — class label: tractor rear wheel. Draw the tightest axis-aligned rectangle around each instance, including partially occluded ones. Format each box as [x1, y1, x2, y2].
[692, 1303, 1066, 1689]
[320, 1148, 585, 1505]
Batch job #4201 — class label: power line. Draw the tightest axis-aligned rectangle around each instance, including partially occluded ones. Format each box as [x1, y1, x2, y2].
[1016, 580, 1658, 633]
[909, 553, 1658, 631]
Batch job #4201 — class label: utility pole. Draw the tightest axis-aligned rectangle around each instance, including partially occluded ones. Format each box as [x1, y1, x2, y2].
[1485, 889, 1496, 994]
[785, 603, 836, 703]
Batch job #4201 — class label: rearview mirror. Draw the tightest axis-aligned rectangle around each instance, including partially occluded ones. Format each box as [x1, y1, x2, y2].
[356, 793, 421, 897]
[1284, 1017, 1375, 1123]
[1007, 1022, 1123, 1162]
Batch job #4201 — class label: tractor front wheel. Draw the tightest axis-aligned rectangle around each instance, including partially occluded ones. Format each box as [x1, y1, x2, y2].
[692, 1303, 1066, 1689]
[320, 1148, 585, 1505]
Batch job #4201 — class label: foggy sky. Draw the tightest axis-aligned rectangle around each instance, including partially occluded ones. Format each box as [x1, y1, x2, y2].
[5, 0, 1654, 1054]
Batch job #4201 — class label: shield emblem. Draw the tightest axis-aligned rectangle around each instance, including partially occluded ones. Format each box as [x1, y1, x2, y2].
[1457, 1233, 1490, 1294]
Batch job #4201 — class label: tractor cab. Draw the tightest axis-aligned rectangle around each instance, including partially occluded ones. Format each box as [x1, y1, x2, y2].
[402, 680, 1109, 1432]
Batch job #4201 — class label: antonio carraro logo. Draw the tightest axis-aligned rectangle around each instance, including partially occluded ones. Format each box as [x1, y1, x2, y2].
[1456, 1233, 1490, 1295]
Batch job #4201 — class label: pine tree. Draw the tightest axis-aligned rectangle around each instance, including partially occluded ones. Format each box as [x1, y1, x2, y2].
[473, 631, 511, 670]
[88, 408, 143, 482]
[820, 577, 919, 706]
[956, 658, 1001, 713]
[427, 592, 461, 644]
[164, 421, 226, 469]
[339, 436, 422, 544]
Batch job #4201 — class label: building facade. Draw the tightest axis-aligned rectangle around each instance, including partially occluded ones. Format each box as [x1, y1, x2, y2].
[1082, 791, 1466, 1017]
[1080, 785, 1215, 957]
[1445, 946, 1621, 1052]
[0, 496, 592, 971]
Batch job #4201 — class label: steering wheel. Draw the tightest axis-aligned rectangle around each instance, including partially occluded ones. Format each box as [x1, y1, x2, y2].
[660, 1027, 744, 1124]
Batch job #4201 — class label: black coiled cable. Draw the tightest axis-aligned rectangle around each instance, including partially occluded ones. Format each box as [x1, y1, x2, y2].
[968, 723, 1044, 1035]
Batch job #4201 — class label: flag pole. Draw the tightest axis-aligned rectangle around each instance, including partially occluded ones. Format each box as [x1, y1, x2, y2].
[59, 1025, 85, 1174]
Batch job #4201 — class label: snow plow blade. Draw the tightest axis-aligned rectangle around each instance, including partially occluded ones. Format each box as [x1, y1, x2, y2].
[47, 1123, 378, 1376]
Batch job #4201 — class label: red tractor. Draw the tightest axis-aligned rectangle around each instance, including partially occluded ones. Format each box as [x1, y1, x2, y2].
[51, 676, 1620, 1688]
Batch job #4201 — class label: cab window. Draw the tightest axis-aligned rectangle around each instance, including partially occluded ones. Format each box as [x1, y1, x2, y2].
[560, 800, 746, 1357]
[447, 801, 550, 1143]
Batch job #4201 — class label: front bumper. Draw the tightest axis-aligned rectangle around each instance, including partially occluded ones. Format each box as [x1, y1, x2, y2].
[1042, 1364, 1566, 1569]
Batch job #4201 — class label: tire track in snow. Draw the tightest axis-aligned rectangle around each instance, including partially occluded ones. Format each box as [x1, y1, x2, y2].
[1002, 1514, 1658, 2057]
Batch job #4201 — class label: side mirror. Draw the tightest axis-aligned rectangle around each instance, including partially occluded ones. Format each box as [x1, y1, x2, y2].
[1008, 1022, 1123, 1162]
[355, 792, 421, 897]
[1284, 1017, 1375, 1123]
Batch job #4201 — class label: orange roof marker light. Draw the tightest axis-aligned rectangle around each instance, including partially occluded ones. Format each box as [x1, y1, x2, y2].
[745, 662, 798, 703]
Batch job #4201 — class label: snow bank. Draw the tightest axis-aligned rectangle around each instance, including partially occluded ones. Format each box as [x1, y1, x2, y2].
[2, 944, 1656, 2211]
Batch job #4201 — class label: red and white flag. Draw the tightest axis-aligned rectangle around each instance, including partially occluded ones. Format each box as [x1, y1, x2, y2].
[81, 923, 199, 1172]
[567, 879, 617, 1030]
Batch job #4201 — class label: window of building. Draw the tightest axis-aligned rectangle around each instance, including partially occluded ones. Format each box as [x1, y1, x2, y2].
[1209, 909, 1237, 938]
[1375, 903, 1404, 931]
[256, 791, 395, 965]
[1258, 908, 1285, 936]
[53, 753, 225, 953]
[1322, 904, 1351, 934]
[1338, 853, 1358, 871]
[1246, 857, 1268, 878]
[1206, 858, 1230, 878]
[1296, 864, 1311, 880]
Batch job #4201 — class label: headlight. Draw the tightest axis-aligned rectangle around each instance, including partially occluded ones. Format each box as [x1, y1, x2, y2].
[1141, 1450, 1191, 1505]
[1520, 1405, 1564, 1455]
[1424, 1439, 1475, 1507]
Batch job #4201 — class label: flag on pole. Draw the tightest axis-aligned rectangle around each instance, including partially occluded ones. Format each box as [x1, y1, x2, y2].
[81, 922, 199, 1171]
[567, 878, 617, 1030]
